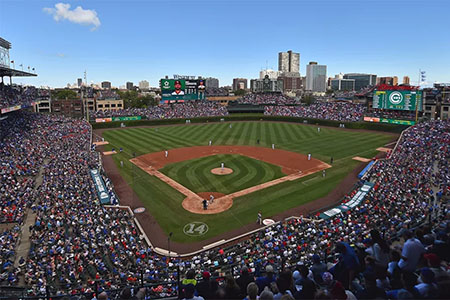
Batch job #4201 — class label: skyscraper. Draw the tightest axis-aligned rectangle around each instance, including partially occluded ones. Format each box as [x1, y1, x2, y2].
[343, 73, 377, 91]
[403, 76, 410, 85]
[139, 80, 150, 91]
[126, 82, 134, 90]
[205, 77, 219, 88]
[306, 62, 327, 92]
[77, 78, 82, 87]
[278, 50, 300, 74]
[232, 78, 247, 91]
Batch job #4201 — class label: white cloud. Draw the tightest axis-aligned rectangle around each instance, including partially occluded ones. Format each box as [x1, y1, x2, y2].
[43, 3, 100, 30]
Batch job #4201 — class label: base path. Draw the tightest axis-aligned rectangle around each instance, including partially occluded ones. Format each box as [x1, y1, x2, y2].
[134, 145, 330, 175]
[131, 146, 331, 215]
[98, 129, 398, 254]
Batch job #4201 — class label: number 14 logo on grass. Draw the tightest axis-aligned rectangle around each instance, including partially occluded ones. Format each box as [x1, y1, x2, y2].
[183, 222, 209, 236]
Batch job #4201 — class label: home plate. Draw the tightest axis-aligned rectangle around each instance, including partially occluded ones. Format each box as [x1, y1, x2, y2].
[352, 156, 372, 162]
[376, 147, 392, 153]
[263, 219, 275, 225]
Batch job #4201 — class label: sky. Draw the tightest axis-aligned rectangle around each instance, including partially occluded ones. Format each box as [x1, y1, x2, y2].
[0, 0, 449, 88]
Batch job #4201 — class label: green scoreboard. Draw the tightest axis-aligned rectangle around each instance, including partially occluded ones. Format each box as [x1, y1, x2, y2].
[160, 79, 206, 104]
[373, 90, 423, 111]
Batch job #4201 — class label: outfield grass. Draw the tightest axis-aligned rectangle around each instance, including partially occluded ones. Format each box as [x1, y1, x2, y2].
[160, 154, 285, 194]
[101, 122, 393, 243]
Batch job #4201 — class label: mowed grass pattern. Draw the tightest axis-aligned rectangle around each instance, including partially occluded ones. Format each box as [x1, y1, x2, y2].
[102, 122, 393, 243]
[160, 154, 285, 194]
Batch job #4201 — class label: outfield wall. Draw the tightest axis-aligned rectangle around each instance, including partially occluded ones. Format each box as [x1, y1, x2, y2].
[92, 114, 408, 133]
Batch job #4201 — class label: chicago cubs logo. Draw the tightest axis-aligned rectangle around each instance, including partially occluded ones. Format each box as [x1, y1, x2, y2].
[389, 92, 403, 105]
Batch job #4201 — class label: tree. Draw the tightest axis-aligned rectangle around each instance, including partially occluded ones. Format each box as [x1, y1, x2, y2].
[234, 89, 246, 96]
[117, 90, 157, 108]
[302, 94, 316, 106]
[53, 89, 77, 100]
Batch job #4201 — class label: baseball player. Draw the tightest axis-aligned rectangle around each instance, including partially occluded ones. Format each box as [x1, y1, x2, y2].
[322, 170, 326, 177]
[120, 161, 124, 168]
[165, 150, 168, 158]
[209, 194, 214, 204]
[317, 127, 321, 133]
[257, 212, 262, 225]
[308, 153, 311, 161]
[272, 143, 275, 150]
[209, 140, 212, 146]
[221, 162, 224, 171]
[202, 199, 208, 210]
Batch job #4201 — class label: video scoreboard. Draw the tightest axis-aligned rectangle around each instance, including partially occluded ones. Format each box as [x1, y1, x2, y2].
[160, 79, 206, 104]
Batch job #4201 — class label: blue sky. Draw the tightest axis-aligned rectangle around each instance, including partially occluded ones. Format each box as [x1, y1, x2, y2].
[0, 0, 449, 88]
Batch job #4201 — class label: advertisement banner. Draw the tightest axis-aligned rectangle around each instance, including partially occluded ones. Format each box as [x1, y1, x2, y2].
[95, 118, 112, 123]
[364, 116, 415, 125]
[373, 90, 423, 111]
[90, 169, 111, 204]
[1, 105, 22, 114]
[112, 116, 142, 121]
[320, 182, 374, 219]
[364, 116, 380, 122]
[379, 118, 415, 125]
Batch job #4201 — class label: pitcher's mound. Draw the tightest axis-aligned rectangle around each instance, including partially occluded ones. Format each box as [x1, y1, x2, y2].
[211, 167, 233, 175]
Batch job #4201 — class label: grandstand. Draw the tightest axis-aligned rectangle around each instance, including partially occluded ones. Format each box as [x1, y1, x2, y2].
[0, 37, 38, 113]
[0, 40, 449, 300]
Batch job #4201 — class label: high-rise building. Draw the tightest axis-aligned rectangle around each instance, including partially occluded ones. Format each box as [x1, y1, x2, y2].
[393, 76, 398, 86]
[278, 50, 300, 73]
[232, 78, 247, 91]
[126, 82, 134, 90]
[403, 76, 410, 85]
[101, 81, 111, 90]
[77, 78, 82, 87]
[306, 62, 327, 92]
[331, 78, 355, 91]
[377, 76, 398, 86]
[205, 77, 219, 88]
[139, 80, 150, 91]
[343, 73, 377, 91]
[278, 76, 302, 92]
[260, 69, 280, 79]
[250, 75, 283, 93]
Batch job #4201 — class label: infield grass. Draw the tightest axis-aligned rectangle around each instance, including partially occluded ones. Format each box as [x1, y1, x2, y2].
[101, 122, 394, 243]
[160, 154, 285, 194]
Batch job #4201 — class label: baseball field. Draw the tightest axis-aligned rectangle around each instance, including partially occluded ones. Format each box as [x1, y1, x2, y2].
[100, 121, 393, 245]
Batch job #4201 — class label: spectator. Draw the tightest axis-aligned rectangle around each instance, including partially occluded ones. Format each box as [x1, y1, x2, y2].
[398, 230, 425, 272]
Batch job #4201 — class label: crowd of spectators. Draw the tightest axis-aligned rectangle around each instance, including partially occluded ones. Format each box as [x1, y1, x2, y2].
[0, 112, 178, 297]
[90, 102, 228, 119]
[237, 94, 300, 105]
[205, 88, 229, 97]
[265, 102, 366, 122]
[177, 119, 449, 299]
[97, 90, 120, 100]
[0, 109, 448, 299]
[0, 84, 39, 110]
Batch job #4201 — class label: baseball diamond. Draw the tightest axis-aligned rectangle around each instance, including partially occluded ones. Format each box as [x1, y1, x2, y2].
[98, 121, 395, 249]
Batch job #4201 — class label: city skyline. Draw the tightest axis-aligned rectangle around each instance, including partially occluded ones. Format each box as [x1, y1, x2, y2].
[0, 0, 449, 88]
